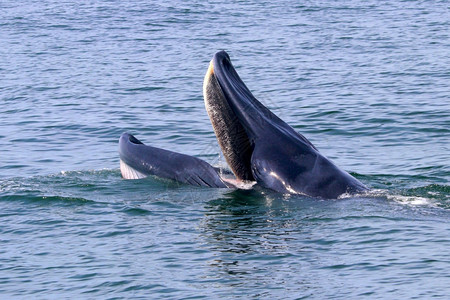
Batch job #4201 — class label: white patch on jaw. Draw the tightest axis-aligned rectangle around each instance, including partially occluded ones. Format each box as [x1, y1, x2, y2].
[269, 171, 297, 194]
[221, 177, 256, 190]
[120, 159, 147, 180]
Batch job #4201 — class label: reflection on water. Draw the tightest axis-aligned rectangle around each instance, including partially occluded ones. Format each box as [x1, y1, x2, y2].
[198, 189, 449, 297]
[200, 190, 314, 295]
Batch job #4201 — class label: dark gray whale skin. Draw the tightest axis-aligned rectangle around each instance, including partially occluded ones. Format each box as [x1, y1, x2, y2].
[119, 133, 228, 188]
[118, 51, 368, 199]
[209, 51, 368, 198]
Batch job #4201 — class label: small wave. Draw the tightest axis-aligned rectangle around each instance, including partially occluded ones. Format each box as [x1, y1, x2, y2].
[387, 194, 434, 206]
[350, 172, 448, 207]
[60, 168, 121, 178]
[120, 207, 153, 216]
[361, 188, 442, 208]
[125, 86, 164, 92]
[1, 193, 94, 206]
[0, 169, 124, 205]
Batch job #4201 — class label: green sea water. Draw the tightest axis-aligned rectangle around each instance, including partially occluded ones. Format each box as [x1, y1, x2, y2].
[0, 0, 449, 298]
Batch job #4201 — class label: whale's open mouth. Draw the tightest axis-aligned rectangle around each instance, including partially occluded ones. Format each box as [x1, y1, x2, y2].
[120, 51, 368, 198]
[203, 51, 301, 182]
[203, 51, 255, 181]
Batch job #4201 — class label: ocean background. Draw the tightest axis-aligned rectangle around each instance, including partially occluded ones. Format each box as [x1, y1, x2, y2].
[1, 0, 449, 298]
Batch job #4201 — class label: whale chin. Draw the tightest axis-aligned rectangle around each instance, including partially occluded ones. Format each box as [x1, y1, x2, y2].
[120, 159, 146, 180]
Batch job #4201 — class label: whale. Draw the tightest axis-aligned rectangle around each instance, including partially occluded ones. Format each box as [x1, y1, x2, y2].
[119, 132, 229, 187]
[119, 51, 368, 199]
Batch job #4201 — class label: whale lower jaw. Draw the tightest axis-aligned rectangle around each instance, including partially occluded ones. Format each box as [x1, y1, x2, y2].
[120, 159, 147, 180]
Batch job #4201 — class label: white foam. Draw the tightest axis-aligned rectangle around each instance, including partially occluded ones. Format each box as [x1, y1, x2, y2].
[120, 160, 147, 180]
[363, 189, 436, 207]
[387, 194, 434, 206]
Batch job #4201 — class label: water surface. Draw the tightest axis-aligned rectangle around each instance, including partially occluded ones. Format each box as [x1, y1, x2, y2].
[1, 0, 449, 298]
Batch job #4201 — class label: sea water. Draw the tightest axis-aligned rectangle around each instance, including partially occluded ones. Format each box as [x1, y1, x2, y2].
[0, 1, 449, 298]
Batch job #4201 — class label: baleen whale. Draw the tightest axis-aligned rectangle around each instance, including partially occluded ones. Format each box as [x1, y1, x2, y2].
[119, 51, 368, 199]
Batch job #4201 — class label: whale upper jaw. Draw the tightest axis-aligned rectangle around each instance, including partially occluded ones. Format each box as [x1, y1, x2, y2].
[203, 50, 317, 184]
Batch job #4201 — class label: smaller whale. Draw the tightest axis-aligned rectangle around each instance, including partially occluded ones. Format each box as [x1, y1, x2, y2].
[119, 51, 368, 199]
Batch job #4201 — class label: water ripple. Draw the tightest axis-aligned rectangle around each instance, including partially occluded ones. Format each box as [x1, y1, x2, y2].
[0, 0, 449, 298]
